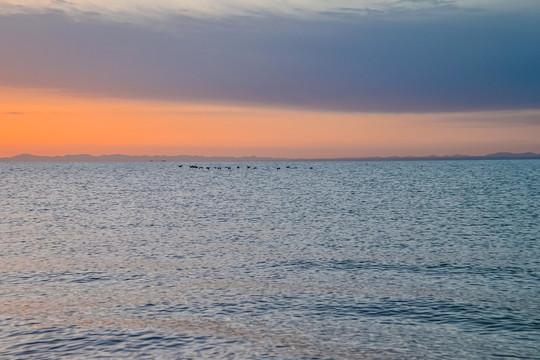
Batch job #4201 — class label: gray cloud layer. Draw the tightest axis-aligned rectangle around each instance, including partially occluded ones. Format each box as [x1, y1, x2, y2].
[3, 0, 539, 20]
[1, 9, 539, 112]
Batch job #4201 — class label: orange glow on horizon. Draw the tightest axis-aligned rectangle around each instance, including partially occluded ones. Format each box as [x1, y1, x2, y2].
[1, 86, 539, 158]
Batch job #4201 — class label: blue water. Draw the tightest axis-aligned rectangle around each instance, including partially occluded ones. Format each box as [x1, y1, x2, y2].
[0, 160, 539, 359]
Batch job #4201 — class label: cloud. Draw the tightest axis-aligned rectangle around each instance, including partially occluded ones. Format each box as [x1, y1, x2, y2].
[1, 0, 539, 22]
[436, 110, 540, 126]
[2, 112, 23, 115]
[0, 7, 539, 113]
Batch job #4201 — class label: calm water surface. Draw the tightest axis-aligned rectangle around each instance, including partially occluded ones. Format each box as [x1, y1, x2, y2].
[0, 160, 539, 359]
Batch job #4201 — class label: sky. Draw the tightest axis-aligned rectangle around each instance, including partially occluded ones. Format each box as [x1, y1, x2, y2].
[1, 0, 540, 158]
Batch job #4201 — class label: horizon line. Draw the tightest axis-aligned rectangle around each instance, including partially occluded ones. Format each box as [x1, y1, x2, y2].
[1, 152, 539, 162]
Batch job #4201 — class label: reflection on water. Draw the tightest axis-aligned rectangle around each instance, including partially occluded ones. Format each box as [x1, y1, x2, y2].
[1, 160, 539, 359]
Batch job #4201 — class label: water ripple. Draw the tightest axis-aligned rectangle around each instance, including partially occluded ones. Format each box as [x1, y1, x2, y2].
[0, 160, 539, 359]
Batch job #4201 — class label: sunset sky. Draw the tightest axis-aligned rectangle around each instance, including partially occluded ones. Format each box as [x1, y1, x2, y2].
[1, 0, 539, 158]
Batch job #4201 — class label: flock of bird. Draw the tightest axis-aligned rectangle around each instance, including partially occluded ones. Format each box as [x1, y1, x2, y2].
[178, 164, 313, 170]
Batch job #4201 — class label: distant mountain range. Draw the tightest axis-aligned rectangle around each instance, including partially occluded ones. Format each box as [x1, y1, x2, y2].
[1, 152, 539, 162]
[0, 153, 284, 162]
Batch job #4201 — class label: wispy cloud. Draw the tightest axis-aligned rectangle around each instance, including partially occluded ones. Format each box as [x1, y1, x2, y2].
[434, 110, 540, 127]
[2, 111, 23, 115]
[1, 0, 539, 23]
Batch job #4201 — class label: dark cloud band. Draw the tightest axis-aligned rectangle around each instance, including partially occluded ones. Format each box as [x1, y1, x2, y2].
[0, 10, 539, 112]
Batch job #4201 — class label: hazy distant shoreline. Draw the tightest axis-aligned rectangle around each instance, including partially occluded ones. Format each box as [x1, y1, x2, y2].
[1, 152, 539, 162]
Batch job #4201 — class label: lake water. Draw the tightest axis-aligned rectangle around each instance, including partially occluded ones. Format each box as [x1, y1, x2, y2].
[0, 160, 539, 359]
